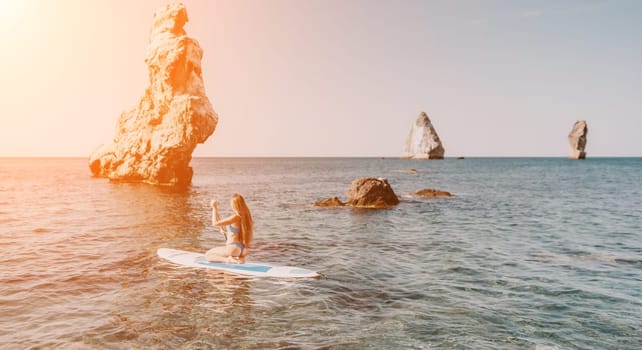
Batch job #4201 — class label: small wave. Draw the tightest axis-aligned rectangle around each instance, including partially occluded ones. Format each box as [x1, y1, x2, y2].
[530, 251, 641, 267]
[614, 258, 642, 266]
[255, 241, 302, 250]
[33, 228, 51, 233]
[0, 217, 19, 224]
[535, 345, 560, 350]
[327, 286, 392, 312]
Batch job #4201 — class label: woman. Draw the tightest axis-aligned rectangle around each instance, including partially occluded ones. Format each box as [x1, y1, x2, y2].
[206, 194, 254, 263]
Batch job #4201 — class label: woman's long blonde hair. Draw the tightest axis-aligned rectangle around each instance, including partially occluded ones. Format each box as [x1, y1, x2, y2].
[231, 194, 253, 249]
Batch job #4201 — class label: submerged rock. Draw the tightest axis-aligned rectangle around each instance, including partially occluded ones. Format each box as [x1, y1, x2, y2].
[568, 120, 588, 160]
[347, 177, 400, 208]
[314, 197, 345, 207]
[415, 188, 452, 198]
[402, 112, 445, 160]
[89, 3, 217, 186]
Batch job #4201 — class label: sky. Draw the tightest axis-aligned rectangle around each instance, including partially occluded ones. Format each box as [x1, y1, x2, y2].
[0, 0, 640, 157]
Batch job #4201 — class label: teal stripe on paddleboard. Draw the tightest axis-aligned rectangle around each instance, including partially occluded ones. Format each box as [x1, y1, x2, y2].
[195, 257, 272, 273]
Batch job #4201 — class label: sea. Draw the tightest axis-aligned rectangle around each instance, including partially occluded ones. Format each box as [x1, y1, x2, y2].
[0, 157, 640, 350]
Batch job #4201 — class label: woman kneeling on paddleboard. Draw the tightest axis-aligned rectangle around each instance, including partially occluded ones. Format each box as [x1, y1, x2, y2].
[206, 194, 254, 263]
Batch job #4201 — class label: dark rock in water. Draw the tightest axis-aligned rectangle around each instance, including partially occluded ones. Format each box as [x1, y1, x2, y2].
[314, 177, 400, 209]
[457, 156, 465, 160]
[88, 3, 217, 186]
[402, 112, 445, 159]
[568, 120, 588, 160]
[415, 188, 453, 198]
[347, 177, 399, 208]
[314, 197, 345, 207]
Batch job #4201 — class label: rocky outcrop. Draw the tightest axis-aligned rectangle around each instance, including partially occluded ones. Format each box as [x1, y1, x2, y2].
[89, 3, 217, 186]
[402, 112, 445, 160]
[568, 120, 588, 160]
[314, 177, 400, 209]
[415, 188, 452, 198]
[347, 177, 400, 208]
[316, 179, 454, 208]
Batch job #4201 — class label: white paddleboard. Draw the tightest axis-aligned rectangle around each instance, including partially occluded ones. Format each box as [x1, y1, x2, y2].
[157, 248, 319, 278]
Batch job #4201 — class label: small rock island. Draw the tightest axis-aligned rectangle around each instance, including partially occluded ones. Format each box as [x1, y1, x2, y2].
[402, 112, 445, 159]
[315, 177, 400, 209]
[568, 120, 588, 160]
[89, 3, 217, 186]
[415, 189, 452, 198]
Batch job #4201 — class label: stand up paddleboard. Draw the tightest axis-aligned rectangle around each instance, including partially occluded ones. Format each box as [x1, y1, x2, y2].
[157, 248, 319, 278]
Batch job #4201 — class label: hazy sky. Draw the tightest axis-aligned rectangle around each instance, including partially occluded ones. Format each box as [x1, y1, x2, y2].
[1, 0, 640, 157]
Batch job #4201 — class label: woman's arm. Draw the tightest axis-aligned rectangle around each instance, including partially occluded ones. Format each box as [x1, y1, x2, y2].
[213, 214, 240, 227]
[210, 200, 240, 227]
[212, 201, 221, 226]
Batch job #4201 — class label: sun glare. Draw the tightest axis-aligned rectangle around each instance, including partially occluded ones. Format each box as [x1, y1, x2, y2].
[0, 0, 17, 19]
[0, 1, 18, 31]
[0, 0, 32, 29]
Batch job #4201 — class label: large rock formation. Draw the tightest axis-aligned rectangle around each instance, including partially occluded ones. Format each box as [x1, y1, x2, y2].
[347, 177, 400, 208]
[568, 120, 588, 160]
[89, 3, 217, 186]
[314, 177, 400, 209]
[402, 112, 445, 159]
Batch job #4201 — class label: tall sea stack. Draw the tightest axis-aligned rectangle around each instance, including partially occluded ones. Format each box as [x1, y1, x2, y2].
[402, 112, 445, 159]
[89, 3, 218, 186]
[568, 120, 588, 160]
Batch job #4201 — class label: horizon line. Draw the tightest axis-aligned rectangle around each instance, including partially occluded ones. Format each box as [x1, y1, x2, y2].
[1, 155, 641, 159]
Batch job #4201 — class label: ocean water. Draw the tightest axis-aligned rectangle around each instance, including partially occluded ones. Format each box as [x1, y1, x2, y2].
[0, 157, 640, 350]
